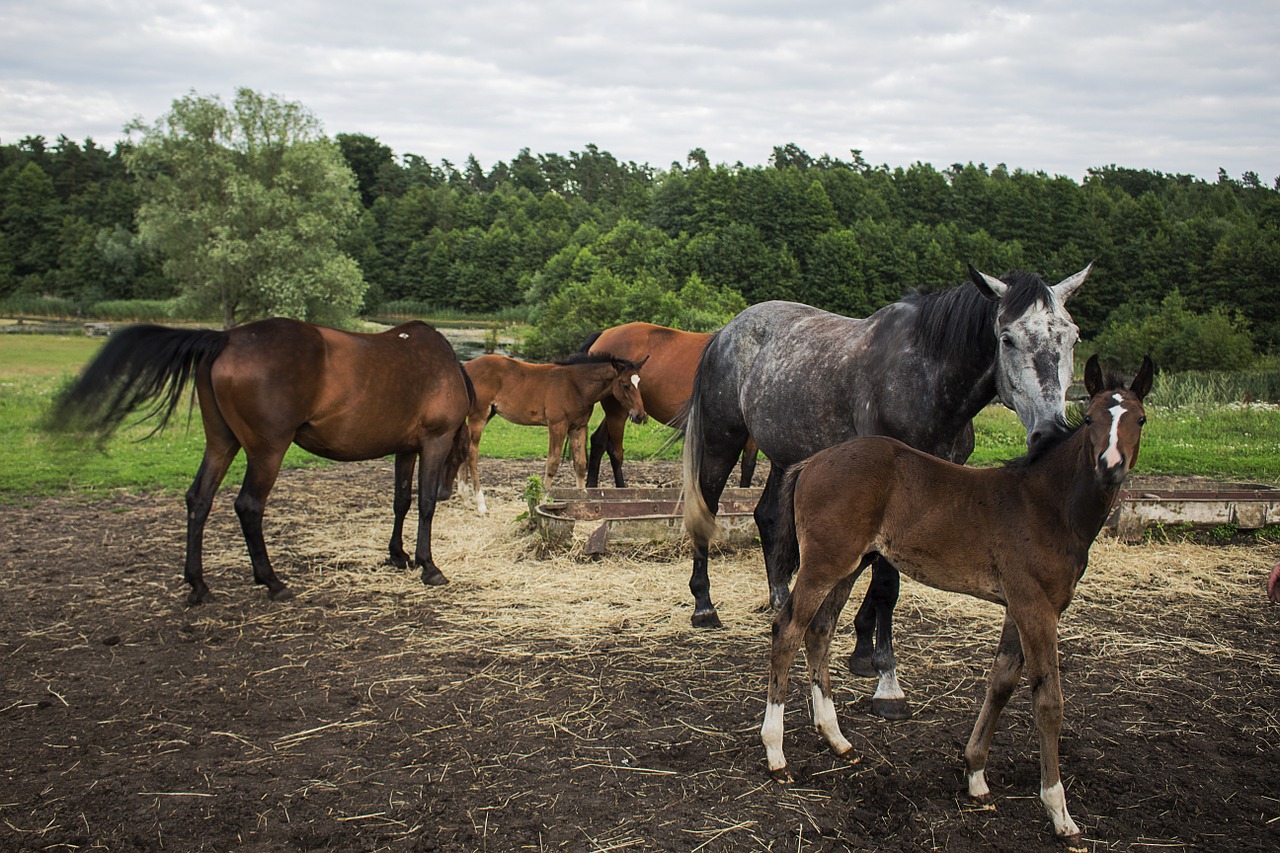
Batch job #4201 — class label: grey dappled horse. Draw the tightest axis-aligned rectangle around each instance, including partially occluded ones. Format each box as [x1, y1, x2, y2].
[682, 264, 1089, 718]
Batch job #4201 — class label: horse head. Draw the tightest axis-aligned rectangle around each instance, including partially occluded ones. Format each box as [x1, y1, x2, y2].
[970, 263, 1091, 447]
[1081, 353, 1154, 487]
[610, 355, 649, 424]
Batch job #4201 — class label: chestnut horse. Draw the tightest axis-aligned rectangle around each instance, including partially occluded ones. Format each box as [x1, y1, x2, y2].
[50, 319, 474, 604]
[462, 352, 647, 513]
[761, 355, 1154, 848]
[580, 322, 758, 489]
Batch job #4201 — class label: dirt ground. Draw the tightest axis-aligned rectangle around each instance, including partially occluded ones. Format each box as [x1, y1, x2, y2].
[1, 458, 1278, 852]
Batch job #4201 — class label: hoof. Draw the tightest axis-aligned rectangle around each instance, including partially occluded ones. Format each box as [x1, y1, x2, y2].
[768, 766, 795, 784]
[185, 587, 211, 606]
[387, 553, 410, 570]
[832, 745, 862, 765]
[268, 585, 295, 603]
[421, 568, 449, 586]
[847, 653, 878, 678]
[691, 609, 723, 629]
[871, 697, 912, 720]
[967, 792, 996, 809]
[1058, 833, 1086, 853]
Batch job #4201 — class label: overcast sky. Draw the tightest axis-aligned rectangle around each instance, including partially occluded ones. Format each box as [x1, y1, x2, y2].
[3, 1, 1277, 183]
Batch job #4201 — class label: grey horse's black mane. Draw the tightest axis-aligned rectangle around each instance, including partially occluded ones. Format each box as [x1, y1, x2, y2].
[906, 271, 1056, 363]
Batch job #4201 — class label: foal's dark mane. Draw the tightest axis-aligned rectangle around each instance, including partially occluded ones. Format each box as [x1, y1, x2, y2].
[906, 272, 1056, 362]
[554, 350, 640, 369]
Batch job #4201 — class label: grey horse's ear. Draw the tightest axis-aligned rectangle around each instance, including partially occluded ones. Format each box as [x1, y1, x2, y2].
[1051, 262, 1093, 304]
[968, 264, 1007, 301]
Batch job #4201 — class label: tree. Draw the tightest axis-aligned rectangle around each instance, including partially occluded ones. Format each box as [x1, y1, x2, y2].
[124, 88, 366, 328]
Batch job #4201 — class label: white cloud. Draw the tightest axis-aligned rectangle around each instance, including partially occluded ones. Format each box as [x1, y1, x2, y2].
[1, 1, 1277, 181]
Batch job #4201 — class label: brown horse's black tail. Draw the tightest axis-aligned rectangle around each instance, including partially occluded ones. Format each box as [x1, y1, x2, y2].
[47, 324, 229, 440]
[769, 459, 809, 586]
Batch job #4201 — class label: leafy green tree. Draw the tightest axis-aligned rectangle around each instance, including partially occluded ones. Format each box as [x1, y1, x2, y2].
[1092, 290, 1255, 372]
[124, 88, 366, 327]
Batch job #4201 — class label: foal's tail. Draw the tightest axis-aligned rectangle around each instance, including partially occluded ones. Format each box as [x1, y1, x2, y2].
[48, 324, 229, 440]
[681, 369, 719, 544]
[769, 459, 809, 584]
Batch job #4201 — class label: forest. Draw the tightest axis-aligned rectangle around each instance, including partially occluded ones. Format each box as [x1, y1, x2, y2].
[2, 126, 1278, 365]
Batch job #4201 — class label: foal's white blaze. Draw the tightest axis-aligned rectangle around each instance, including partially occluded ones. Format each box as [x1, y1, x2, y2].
[1040, 781, 1080, 838]
[811, 683, 852, 756]
[762, 702, 787, 771]
[1101, 393, 1130, 469]
[872, 667, 906, 701]
[630, 373, 640, 387]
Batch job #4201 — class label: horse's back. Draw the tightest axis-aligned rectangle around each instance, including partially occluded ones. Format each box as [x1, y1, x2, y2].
[700, 302, 894, 463]
[591, 322, 710, 422]
[214, 319, 467, 458]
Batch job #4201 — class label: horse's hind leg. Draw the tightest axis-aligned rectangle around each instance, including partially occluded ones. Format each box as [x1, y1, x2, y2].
[233, 447, 291, 601]
[755, 466, 794, 610]
[586, 421, 609, 488]
[184, 437, 240, 605]
[387, 452, 416, 568]
[805, 574, 860, 762]
[738, 437, 759, 488]
[688, 444, 742, 628]
[762, 562, 850, 782]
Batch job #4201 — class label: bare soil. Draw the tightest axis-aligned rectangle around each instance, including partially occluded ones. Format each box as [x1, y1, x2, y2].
[1, 459, 1278, 852]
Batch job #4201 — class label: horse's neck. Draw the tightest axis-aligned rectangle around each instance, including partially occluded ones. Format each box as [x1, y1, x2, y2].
[1029, 437, 1119, 543]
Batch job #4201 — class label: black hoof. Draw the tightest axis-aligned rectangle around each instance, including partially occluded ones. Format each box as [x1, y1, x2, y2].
[871, 698, 912, 720]
[691, 609, 723, 629]
[387, 553, 410, 570]
[847, 653, 878, 678]
[268, 585, 295, 603]
[421, 568, 449, 586]
[185, 587, 211, 606]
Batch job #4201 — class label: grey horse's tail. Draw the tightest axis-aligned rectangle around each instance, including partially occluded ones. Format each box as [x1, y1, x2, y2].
[681, 365, 719, 544]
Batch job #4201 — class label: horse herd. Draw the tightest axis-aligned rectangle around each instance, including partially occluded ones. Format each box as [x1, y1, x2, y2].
[57, 263, 1157, 848]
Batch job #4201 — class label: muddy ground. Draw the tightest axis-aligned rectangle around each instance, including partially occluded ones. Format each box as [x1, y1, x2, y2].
[1, 459, 1278, 852]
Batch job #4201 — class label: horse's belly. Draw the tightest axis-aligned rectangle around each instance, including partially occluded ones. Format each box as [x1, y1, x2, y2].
[880, 545, 1006, 605]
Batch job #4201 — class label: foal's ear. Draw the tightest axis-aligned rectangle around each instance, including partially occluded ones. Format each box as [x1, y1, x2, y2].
[968, 264, 1007, 301]
[1084, 354, 1104, 397]
[1130, 355, 1155, 401]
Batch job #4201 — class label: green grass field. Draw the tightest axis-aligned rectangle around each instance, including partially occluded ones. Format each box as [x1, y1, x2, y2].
[2, 335, 1277, 500]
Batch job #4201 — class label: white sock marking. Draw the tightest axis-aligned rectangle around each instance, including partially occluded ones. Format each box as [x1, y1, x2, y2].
[1040, 781, 1080, 838]
[762, 702, 786, 771]
[811, 684, 852, 756]
[967, 768, 990, 799]
[872, 668, 905, 701]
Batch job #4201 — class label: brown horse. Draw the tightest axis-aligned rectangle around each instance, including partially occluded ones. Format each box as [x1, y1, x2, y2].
[463, 352, 647, 513]
[581, 322, 758, 488]
[761, 354, 1154, 849]
[50, 319, 474, 604]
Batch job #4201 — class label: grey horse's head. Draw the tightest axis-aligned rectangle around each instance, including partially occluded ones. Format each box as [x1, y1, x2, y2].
[970, 263, 1091, 447]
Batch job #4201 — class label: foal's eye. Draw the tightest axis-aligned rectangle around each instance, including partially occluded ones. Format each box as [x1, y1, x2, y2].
[1138, 416, 1147, 426]
[1083, 415, 1093, 426]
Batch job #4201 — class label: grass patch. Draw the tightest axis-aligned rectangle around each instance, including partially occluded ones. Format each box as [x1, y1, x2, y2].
[5, 336, 1279, 498]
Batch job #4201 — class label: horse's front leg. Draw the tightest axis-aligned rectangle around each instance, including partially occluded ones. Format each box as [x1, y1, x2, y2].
[1016, 609, 1082, 848]
[466, 417, 488, 515]
[413, 437, 452, 587]
[543, 421, 569, 486]
[387, 451, 416, 568]
[568, 424, 589, 488]
[865, 559, 911, 720]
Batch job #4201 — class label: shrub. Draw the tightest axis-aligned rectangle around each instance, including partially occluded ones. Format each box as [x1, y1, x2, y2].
[1091, 290, 1255, 372]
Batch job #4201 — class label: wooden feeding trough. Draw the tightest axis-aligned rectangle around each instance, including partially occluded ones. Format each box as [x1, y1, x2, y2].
[535, 487, 762, 554]
[1109, 483, 1280, 541]
[536, 482, 1280, 554]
